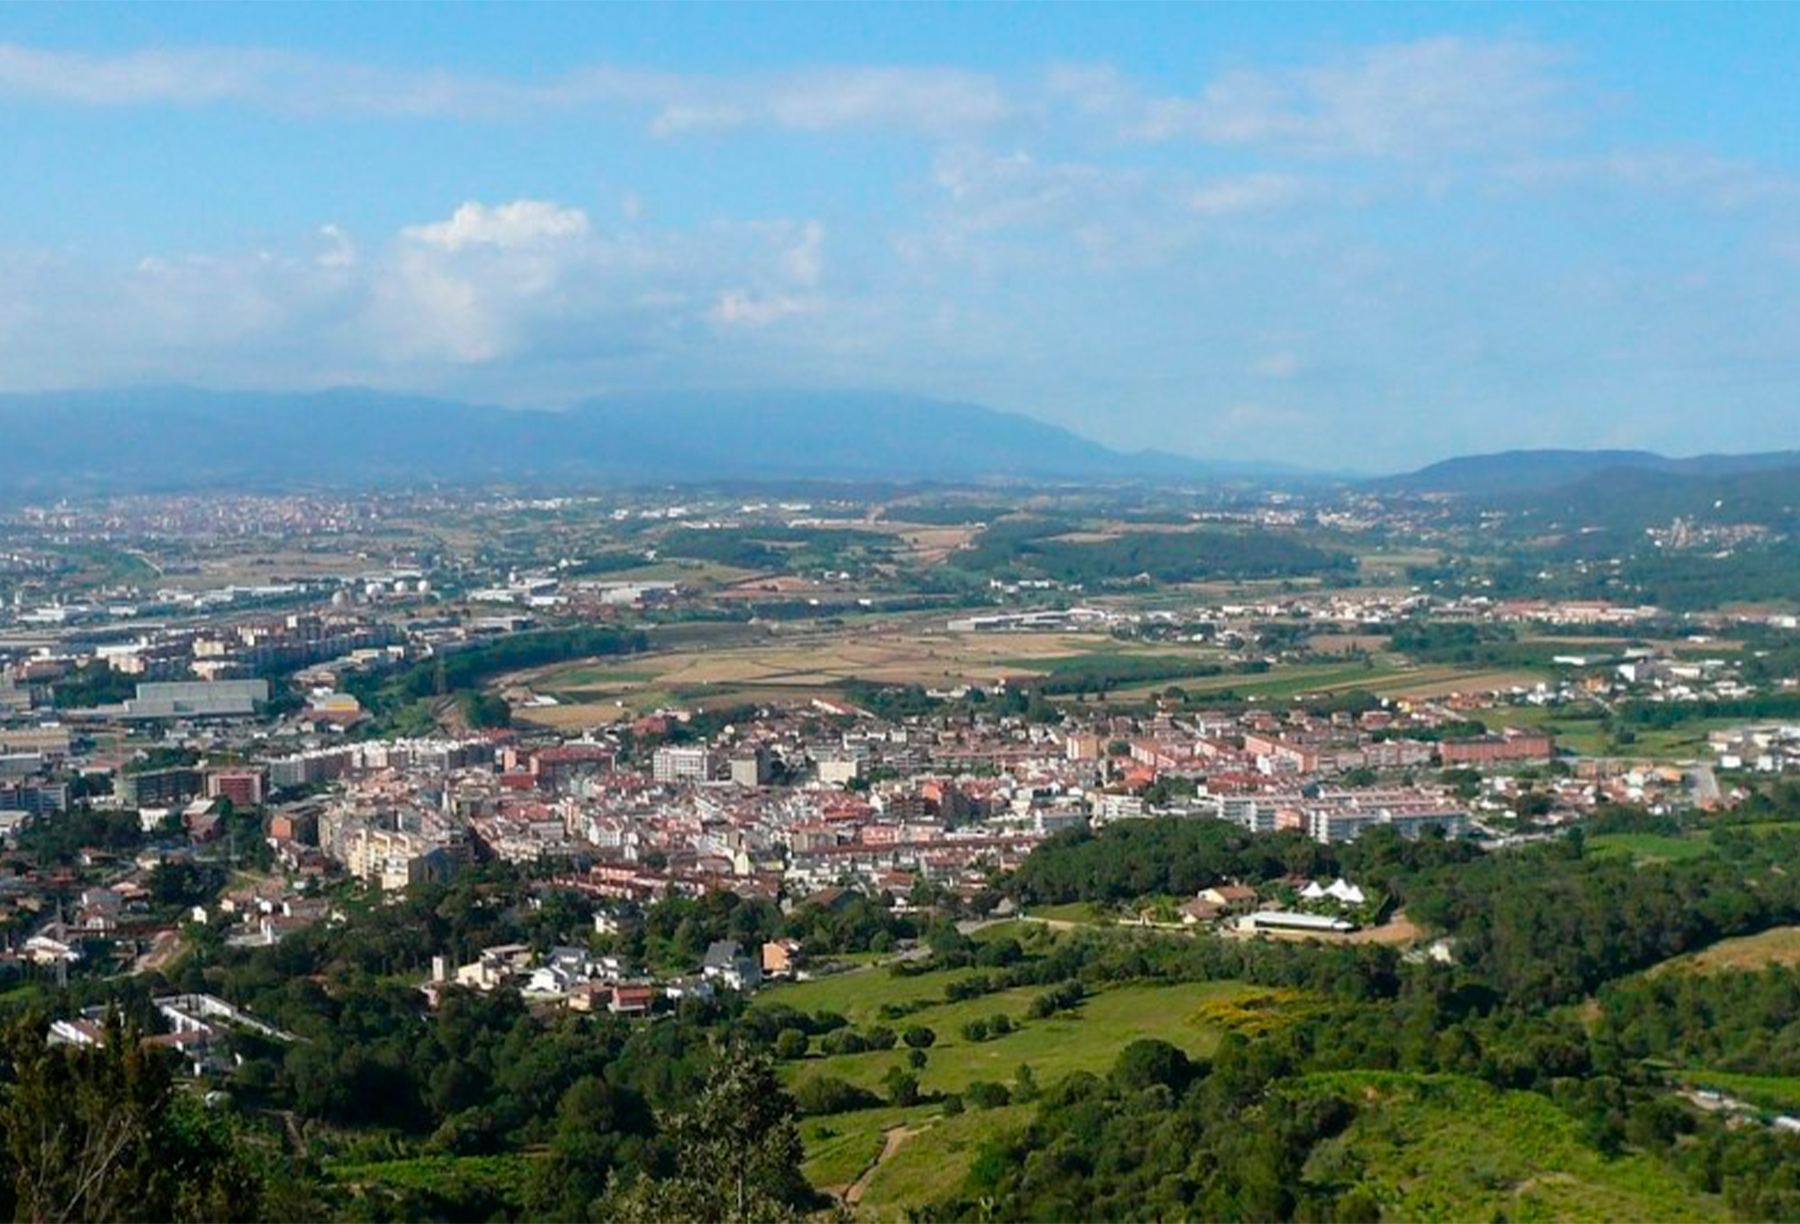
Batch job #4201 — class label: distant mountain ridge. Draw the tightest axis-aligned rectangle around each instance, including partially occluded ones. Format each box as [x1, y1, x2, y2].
[1375, 448, 1800, 496]
[0, 386, 1300, 493]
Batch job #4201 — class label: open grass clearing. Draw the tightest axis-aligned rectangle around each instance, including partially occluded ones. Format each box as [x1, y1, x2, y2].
[777, 978, 1255, 1103]
[1586, 832, 1718, 864]
[857, 1103, 1033, 1218]
[1653, 925, 1800, 973]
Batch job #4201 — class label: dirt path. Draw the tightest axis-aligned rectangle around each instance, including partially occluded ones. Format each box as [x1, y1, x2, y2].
[845, 1125, 920, 1206]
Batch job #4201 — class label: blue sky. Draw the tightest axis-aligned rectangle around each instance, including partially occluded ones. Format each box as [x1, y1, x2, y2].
[1, 3, 1797, 470]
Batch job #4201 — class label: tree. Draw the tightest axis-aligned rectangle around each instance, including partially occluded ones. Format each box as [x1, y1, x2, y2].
[1111, 1038, 1193, 1094]
[882, 1067, 921, 1108]
[531, 1075, 652, 1217]
[0, 1013, 263, 1222]
[603, 1046, 809, 1223]
[902, 1026, 937, 1049]
[774, 1029, 809, 1061]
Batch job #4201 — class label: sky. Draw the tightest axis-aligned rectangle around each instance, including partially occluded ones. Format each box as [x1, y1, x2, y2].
[1, 3, 1797, 471]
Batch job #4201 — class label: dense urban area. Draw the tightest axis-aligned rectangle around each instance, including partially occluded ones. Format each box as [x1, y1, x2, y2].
[3, 468, 1800, 1222]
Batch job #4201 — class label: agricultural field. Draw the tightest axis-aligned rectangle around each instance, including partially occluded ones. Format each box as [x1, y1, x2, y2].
[1114, 660, 1546, 703]
[522, 628, 1211, 711]
[1295, 1072, 1726, 1222]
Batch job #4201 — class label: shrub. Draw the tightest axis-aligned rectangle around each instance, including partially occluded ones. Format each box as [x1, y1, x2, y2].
[821, 1029, 868, 1057]
[966, 1081, 1012, 1109]
[902, 1026, 937, 1049]
[793, 1076, 880, 1116]
[774, 1029, 809, 1061]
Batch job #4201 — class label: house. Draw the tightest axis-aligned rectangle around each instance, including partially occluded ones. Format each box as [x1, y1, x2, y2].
[761, 938, 803, 979]
[702, 939, 763, 991]
[609, 982, 656, 1016]
[1199, 883, 1260, 914]
[664, 975, 716, 1003]
[22, 932, 80, 965]
[1178, 897, 1225, 925]
[455, 942, 535, 991]
[527, 945, 614, 995]
[564, 981, 610, 1012]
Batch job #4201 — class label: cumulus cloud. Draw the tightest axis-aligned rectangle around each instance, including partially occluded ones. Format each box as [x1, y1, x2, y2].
[0, 199, 836, 387]
[402, 201, 592, 252]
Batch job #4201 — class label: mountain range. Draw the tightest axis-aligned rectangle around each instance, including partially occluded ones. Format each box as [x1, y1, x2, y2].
[1373, 448, 1800, 496]
[0, 387, 1300, 493]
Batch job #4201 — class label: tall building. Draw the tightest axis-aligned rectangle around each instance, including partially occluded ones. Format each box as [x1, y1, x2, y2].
[653, 746, 716, 785]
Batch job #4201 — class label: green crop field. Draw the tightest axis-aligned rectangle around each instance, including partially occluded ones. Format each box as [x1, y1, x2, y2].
[1295, 1072, 1726, 1222]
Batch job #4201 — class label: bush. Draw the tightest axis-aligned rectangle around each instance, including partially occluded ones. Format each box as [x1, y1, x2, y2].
[774, 1029, 809, 1061]
[882, 1068, 921, 1108]
[1028, 982, 1085, 1019]
[976, 937, 1023, 968]
[966, 1081, 1012, 1109]
[907, 1049, 928, 1070]
[902, 1026, 937, 1049]
[862, 1025, 897, 1051]
[793, 1076, 880, 1116]
[941, 1094, 964, 1115]
[960, 1019, 991, 1043]
[821, 1029, 868, 1057]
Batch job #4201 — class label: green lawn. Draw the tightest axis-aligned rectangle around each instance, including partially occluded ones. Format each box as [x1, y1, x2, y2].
[1024, 901, 1114, 925]
[1297, 1071, 1726, 1222]
[1586, 832, 1717, 863]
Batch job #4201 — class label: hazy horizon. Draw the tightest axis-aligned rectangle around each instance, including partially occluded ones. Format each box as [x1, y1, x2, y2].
[3, 3, 1798, 468]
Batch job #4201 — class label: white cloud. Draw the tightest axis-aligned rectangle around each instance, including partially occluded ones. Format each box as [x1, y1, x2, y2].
[402, 200, 592, 252]
[1062, 38, 1572, 158]
[710, 290, 812, 327]
[1188, 172, 1306, 215]
[0, 199, 839, 385]
[0, 41, 1013, 137]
